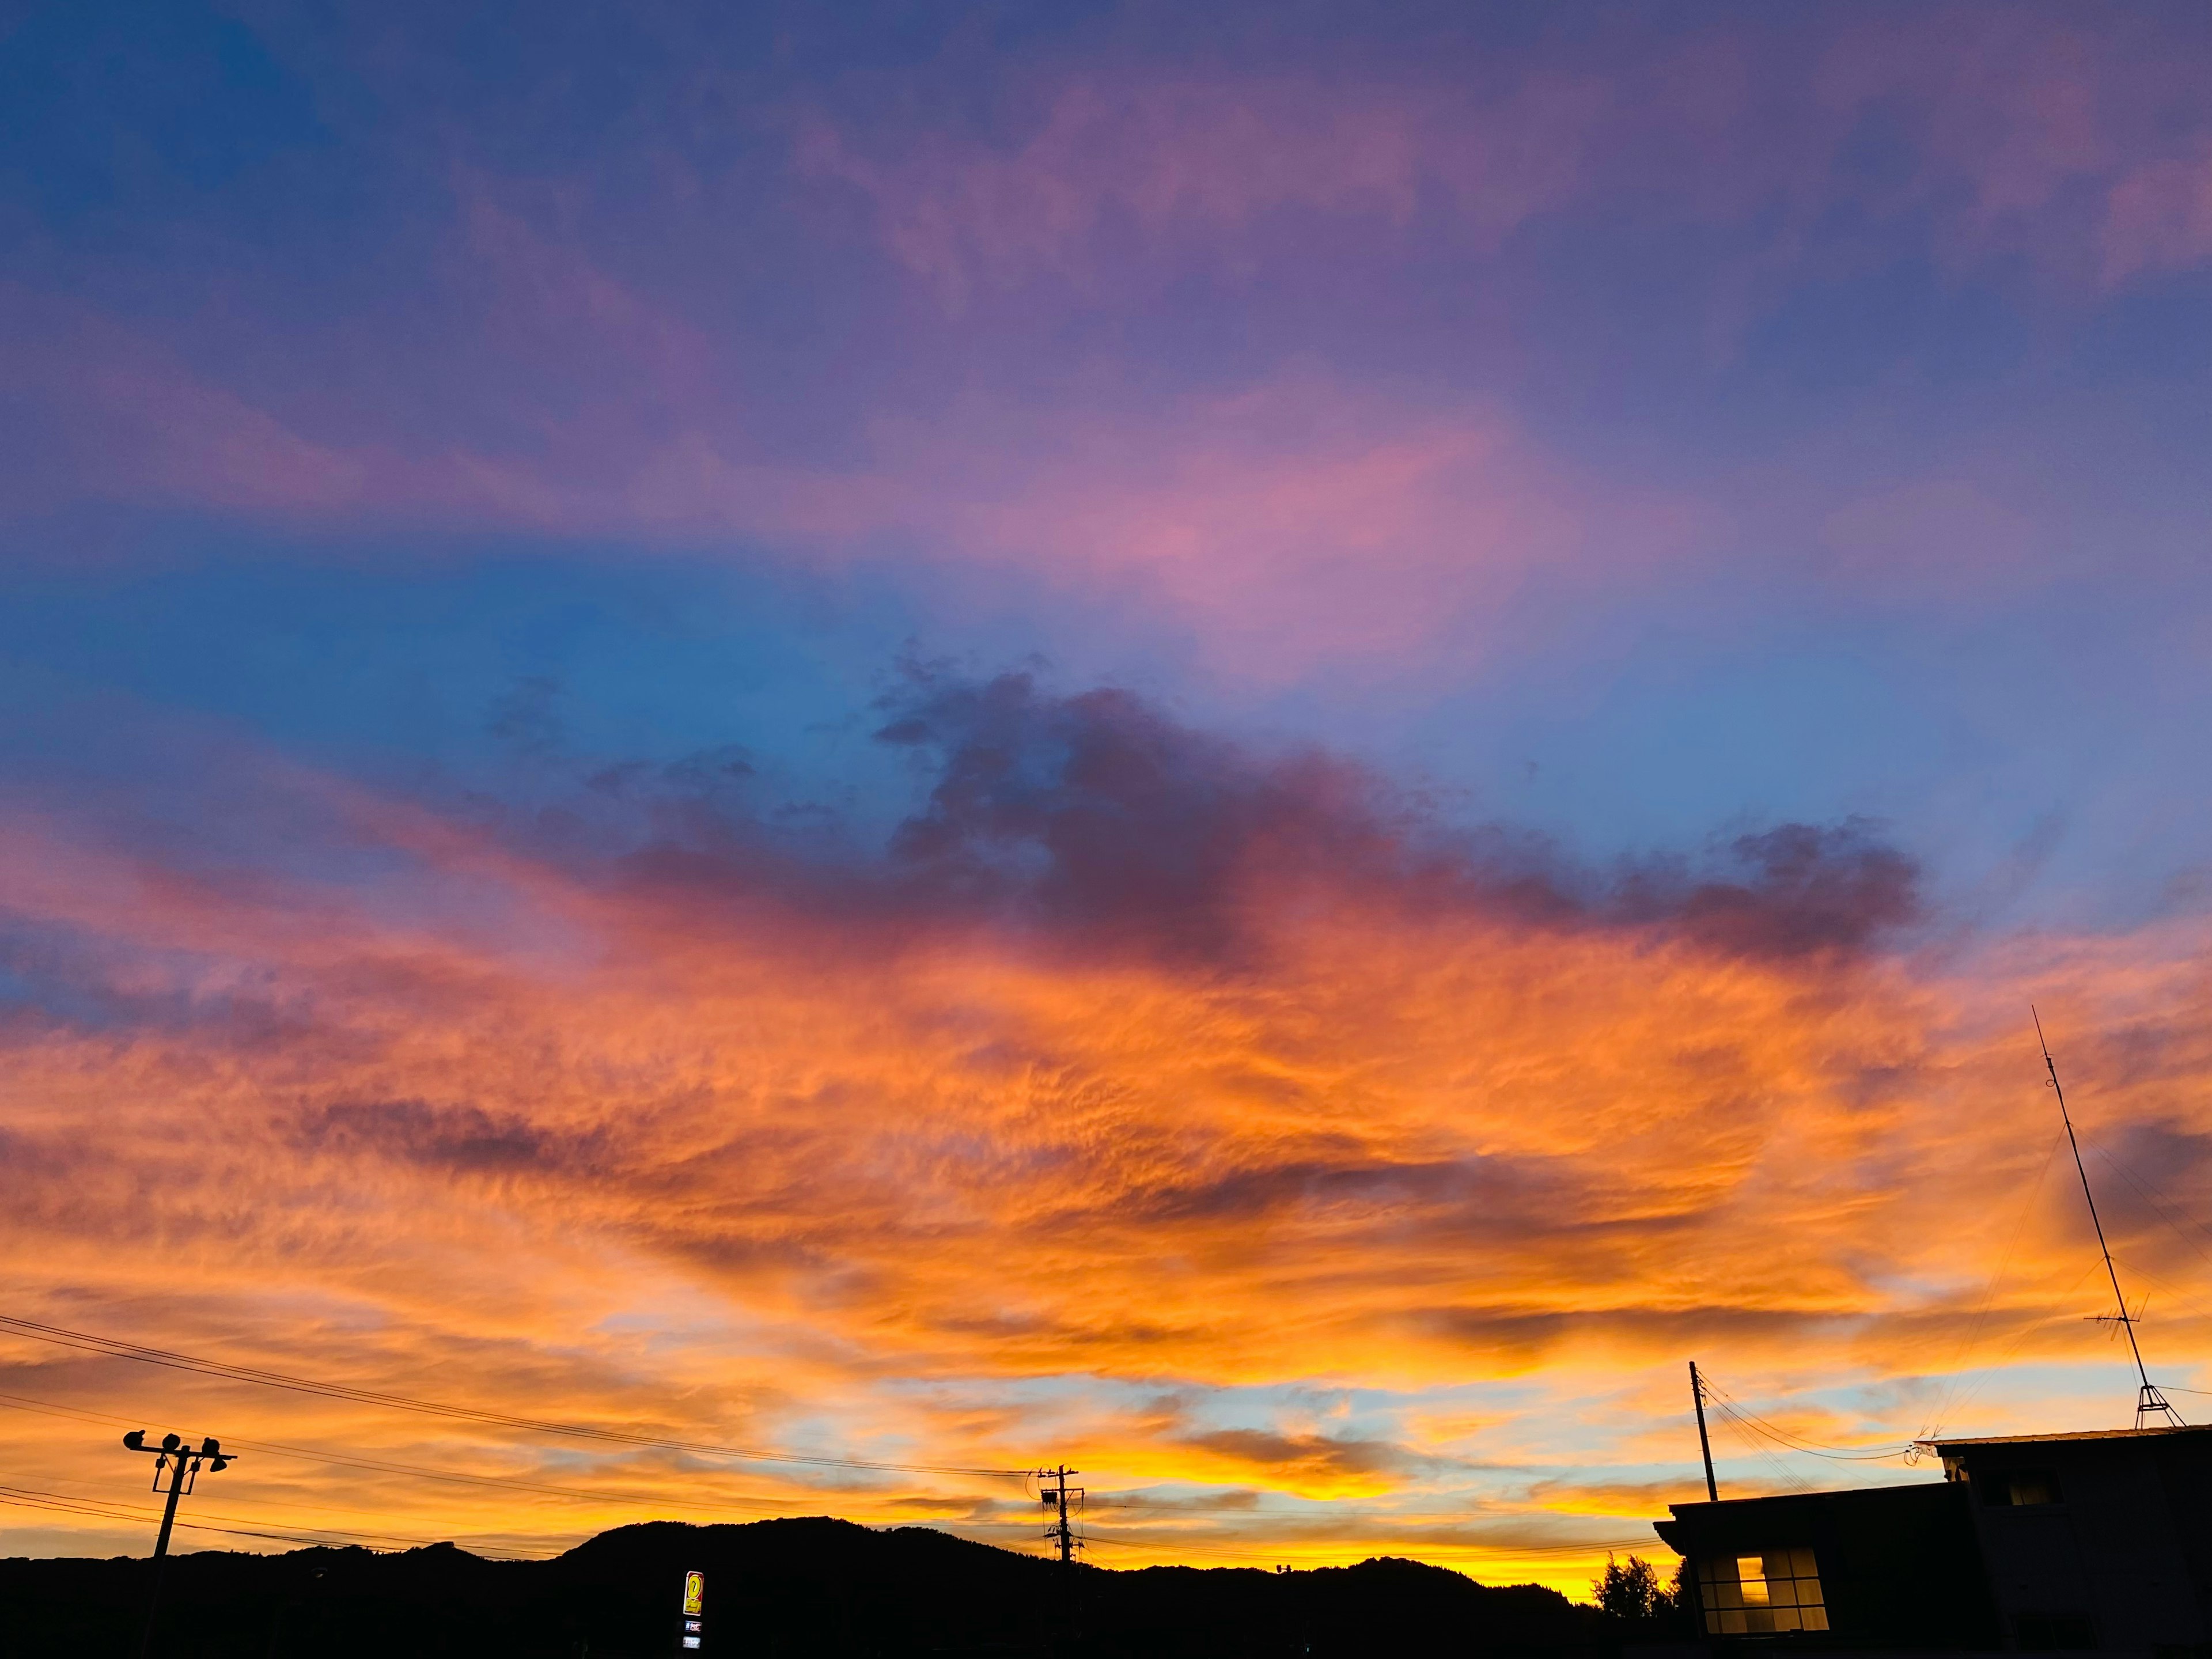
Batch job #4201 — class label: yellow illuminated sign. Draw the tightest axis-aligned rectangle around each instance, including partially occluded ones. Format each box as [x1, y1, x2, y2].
[682, 1570, 704, 1615]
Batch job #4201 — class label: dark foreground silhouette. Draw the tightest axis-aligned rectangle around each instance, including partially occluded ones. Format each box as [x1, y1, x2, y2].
[0, 1517, 1653, 1657]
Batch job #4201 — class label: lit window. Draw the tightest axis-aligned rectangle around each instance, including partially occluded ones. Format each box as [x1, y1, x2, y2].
[1698, 1548, 1828, 1635]
[1737, 1557, 1771, 1606]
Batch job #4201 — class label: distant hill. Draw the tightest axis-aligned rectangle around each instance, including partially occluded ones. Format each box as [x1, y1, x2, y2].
[0, 1516, 1634, 1657]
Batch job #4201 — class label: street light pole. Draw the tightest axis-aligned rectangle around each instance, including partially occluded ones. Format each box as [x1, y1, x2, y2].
[122, 1429, 233, 1659]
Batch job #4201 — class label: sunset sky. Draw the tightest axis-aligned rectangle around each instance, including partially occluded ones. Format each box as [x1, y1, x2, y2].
[3, 0, 2211, 1592]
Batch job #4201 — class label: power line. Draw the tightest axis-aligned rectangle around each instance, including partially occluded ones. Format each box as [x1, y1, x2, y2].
[1088, 1498, 1500, 1521]
[1707, 1407, 1908, 1462]
[0, 1313, 1028, 1479]
[1696, 1376, 1911, 1462]
[2107, 1252, 2212, 1328]
[0, 1482, 547, 1558]
[7, 1478, 1641, 1570]
[1080, 1527, 1660, 1563]
[0, 1316, 1762, 1565]
[1085, 1494, 1654, 1529]
[0, 1384, 1666, 1558]
[1919, 1127, 2067, 1441]
[0, 1484, 336, 1548]
[1705, 1408, 1815, 1494]
[1922, 1257, 2109, 1431]
[0, 1389, 880, 1522]
[2088, 1143, 2212, 1278]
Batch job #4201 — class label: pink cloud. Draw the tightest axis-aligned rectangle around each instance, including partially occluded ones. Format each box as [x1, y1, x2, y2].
[1807, 8, 2212, 287]
[7, 7, 2201, 676]
[0, 288, 376, 518]
[623, 373, 1715, 677]
[794, 72, 1608, 305]
[800, 15, 2212, 306]
[2100, 142, 2212, 287]
[1, 264, 1704, 677]
[0, 286, 592, 532]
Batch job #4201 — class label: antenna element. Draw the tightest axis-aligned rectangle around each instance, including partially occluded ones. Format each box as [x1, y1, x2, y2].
[2034, 1008, 2182, 1429]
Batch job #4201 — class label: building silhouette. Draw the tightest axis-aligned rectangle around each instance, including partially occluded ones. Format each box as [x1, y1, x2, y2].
[1655, 1423, 2212, 1653]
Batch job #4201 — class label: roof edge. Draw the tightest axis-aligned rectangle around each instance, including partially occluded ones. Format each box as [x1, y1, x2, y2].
[1916, 1423, 2212, 1449]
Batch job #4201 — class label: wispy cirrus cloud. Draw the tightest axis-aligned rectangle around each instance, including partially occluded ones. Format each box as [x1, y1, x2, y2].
[792, 70, 1607, 306]
[800, 9, 2212, 304]
[0, 271, 1702, 675]
[5, 4, 2205, 689]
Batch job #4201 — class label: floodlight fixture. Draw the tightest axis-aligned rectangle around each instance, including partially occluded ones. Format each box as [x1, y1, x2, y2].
[120, 1426, 237, 1659]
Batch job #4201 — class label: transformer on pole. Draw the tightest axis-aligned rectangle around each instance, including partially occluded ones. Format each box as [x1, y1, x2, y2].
[1036, 1465, 1084, 1564]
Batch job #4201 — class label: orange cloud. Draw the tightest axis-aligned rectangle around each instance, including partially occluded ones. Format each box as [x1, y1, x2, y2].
[3, 680, 2210, 1591]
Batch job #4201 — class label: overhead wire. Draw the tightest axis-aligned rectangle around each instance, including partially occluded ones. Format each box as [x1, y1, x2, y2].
[1920, 1126, 2212, 1432]
[0, 1481, 550, 1558]
[1087, 1497, 1540, 1522]
[0, 1313, 1028, 1479]
[0, 1389, 885, 1522]
[2087, 1145, 2212, 1320]
[0, 1381, 1656, 1562]
[2105, 1255, 2212, 1324]
[1922, 1256, 2109, 1433]
[1696, 1376, 1910, 1464]
[1085, 1494, 1657, 1534]
[1705, 1406, 1816, 1494]
[2084, 1139, 2212, 1269]
[1919, 1127, 2066, 1440]
[1, 1317, 1805, 1560]
[1081, 1527, 1660, 1563]
[0, 1484, 353, 1550]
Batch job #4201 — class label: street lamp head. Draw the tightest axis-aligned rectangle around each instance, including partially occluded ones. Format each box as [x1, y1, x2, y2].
[122, 1430, 145, 1451]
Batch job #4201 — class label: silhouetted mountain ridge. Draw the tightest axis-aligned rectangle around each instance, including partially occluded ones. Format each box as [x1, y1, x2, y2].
[0, 1515, 1623, 1657]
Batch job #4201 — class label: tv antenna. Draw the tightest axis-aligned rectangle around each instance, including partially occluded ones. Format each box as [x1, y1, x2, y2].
[2034, 1008, 2182, 1429]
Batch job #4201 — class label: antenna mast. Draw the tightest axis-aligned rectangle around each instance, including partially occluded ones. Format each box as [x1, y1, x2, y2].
[2034, 1008, 2181, 1429]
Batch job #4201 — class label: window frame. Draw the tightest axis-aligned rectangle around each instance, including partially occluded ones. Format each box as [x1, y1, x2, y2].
[1696, 1547, 1828, 1636]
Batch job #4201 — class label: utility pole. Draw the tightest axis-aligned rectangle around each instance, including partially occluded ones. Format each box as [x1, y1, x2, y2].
[1689, 1362, 1718, 1502]
[1036, 1465, 1084, 1564]
[2035, 1010, 2183, 1429]
[122, 1429, 233, 1659]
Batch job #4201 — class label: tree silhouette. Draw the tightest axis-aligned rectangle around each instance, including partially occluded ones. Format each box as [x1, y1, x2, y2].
[1593, 1552, 1679, 1621]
